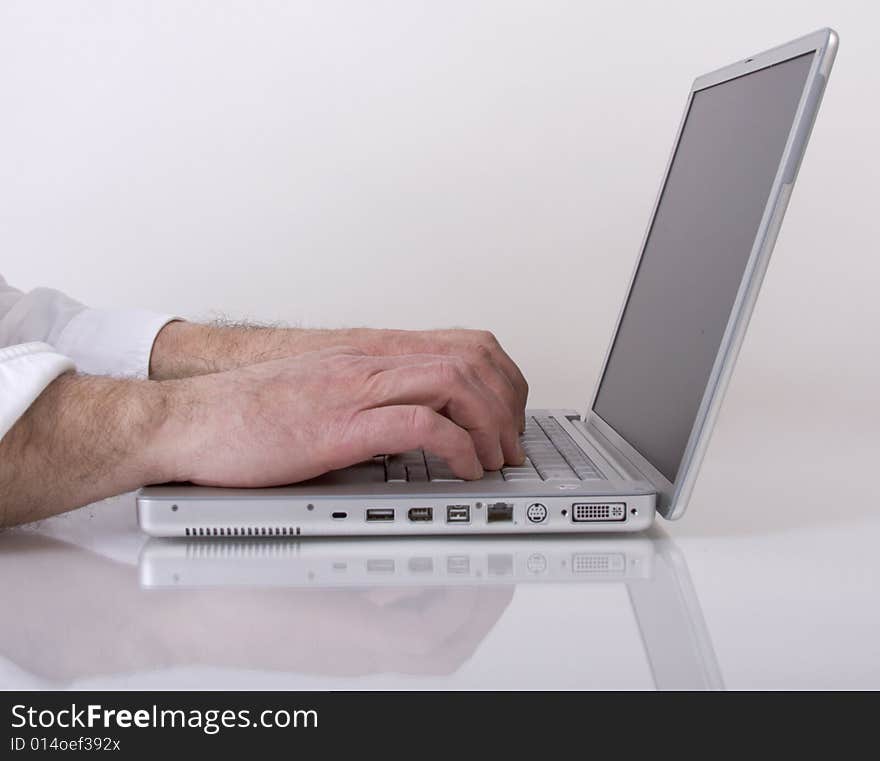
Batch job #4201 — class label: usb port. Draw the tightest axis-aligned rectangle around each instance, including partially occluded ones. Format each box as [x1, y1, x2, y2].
[367, 558, 395, 573]
[407, 507, 433, 522]
[366, 508, 395, 522]
[446, 505, 470, 523]
[487, 502, 514, 523]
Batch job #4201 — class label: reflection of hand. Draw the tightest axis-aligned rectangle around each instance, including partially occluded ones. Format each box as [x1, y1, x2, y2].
[196, 585, 515, 677]
[0, 534, 513, 684]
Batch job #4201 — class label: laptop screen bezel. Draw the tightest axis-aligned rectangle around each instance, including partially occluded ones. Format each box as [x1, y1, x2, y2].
[585, 29, 837, 520]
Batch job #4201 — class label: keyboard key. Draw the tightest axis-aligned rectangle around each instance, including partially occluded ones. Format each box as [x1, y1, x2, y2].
[382, 416, 602, 484]
[533, 416, 600, 479]
[384, 455, 407, 483]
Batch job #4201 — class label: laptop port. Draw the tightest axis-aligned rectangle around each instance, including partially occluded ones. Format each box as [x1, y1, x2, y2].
[407, 507, 433, 522]
[366, 508, 395, 522]
[488, 553, 514, 576]
[331, 511, 348, 520]
[408, 556, 434, 574]
[447, 555, 470, 574]
[487, 502, 514, 523]
[571, 553, 626, 575]
[571, 502, 626, 522]
[367, 558, 395, 573]
[446, 505, 470, 523]
[526, 503, 548, 523]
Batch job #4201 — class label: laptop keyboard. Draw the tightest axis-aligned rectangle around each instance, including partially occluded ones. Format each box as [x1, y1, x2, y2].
[383, 415, 602, 483]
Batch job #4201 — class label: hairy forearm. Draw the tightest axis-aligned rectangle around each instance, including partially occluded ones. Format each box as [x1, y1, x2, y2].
[0, 373, 177, 528]
[149, 321, 406, 380]
[150, 321, 302, 379]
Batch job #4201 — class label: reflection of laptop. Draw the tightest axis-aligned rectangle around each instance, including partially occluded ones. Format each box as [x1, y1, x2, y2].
[138, 29, 837, 538]
[140, 536, 656, 587]
[139, 535, 723, 690]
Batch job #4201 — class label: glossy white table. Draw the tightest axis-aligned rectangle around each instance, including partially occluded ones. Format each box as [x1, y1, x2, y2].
[2, 402, 878, 690]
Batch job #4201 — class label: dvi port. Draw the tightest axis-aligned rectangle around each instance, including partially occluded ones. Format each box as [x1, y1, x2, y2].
[571, 553, 626, 575]
[571, 502, 626, 522]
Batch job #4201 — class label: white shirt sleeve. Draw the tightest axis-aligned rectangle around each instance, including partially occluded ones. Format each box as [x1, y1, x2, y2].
[0, 274, 178, 440]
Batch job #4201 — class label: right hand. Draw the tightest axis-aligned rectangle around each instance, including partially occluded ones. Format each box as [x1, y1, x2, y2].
[156, 347, 526, 487]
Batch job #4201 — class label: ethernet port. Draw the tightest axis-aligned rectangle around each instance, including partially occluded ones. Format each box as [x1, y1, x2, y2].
[487, 502, 514, 523]
[488, 553, 514, 576]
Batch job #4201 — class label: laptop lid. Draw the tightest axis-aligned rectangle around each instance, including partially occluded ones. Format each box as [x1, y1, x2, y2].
[586, 29, 838, 519]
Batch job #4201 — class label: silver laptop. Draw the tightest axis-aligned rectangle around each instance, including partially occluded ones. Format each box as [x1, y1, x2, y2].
[138, 29, 838, 538]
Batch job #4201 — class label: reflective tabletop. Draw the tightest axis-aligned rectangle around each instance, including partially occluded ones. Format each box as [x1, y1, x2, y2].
[2, 409, 879, 690]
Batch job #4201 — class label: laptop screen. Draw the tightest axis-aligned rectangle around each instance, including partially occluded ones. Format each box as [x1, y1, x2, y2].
[592, 52, 814, 482]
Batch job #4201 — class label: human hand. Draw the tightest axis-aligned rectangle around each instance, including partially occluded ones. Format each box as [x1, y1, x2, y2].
[151, 324, 529, 432]
[158, 347, 526, 487]
[288, 328, 528, 432]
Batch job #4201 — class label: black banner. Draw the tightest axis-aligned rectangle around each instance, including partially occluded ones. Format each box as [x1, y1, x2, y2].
[0, 691, 647, 753]
[0, 690, 866, 754]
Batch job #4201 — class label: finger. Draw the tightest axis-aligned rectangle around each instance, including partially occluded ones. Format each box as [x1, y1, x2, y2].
[364, 359, 520, 469]
[411, 332, 529, 432]
[354, 352, 523, 464]
[457, 350, 525, 447]
[366, 362, 503, 470]
[469, 338, 529, 431]
[372, 330, 530, 430]
[344, 405, 483, 480]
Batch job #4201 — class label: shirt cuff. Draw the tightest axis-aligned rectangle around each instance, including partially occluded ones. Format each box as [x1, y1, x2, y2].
[54, 308, 180, 378]
[0, 342, 75, 440]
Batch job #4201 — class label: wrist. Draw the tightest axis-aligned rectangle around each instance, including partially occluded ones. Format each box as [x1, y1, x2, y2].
[143, 378, 201, 484]
[149, 320, 194, 380]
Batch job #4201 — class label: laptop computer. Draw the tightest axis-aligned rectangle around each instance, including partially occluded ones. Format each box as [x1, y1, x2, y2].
[137, 28, 838, 538]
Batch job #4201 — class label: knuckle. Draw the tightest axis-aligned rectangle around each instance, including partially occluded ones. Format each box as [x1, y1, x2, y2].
[437, 358, 466, 384]
[500, 403, 517, 427]
[407, 406, 436, 435]
[455, 427, 476, 449]
[476, 329, 499, 347]
[361, 368, 384, 397]
[454, 355, 482, 381]
[472, 342, 494, 362]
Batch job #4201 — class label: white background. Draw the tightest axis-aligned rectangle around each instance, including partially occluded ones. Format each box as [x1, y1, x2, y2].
[1, 1, 877, 420]
[1, 2, 879, 689]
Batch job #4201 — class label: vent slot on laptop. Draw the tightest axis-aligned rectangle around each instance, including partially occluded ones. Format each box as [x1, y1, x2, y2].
[185, 541, 302, 559]
[184, 526, 301, 537]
